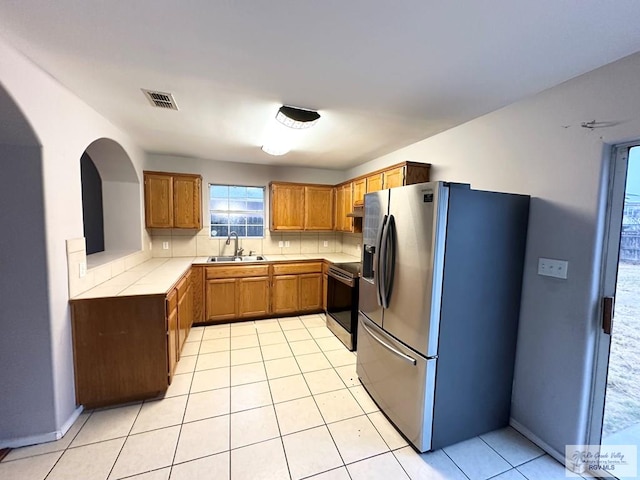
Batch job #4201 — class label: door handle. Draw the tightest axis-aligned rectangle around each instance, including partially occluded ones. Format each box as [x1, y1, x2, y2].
[375, 215, 388, 306]
[603, 296, 614, 335]
[382, 215, 396, 308]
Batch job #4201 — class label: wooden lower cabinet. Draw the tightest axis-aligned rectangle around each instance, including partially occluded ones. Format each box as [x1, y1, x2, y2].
[192, 266, 205, 324]
[239, 277, 270, 318]
[299, 273, 323, 312]
[206, 278, 238, 321]
[205, 265, 271, 321]
[322, 262, 329, 311]
[71, 267, 195, 407]
[272, 262, 323, 315]
[71, 295, 170, 408]
[272, 275, 299, 315]
[167, 290, 179, 382]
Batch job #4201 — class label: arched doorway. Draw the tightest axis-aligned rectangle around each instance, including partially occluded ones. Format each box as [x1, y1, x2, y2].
[0, 83, 57, 442]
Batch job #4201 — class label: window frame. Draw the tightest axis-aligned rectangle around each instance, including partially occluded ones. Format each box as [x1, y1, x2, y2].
[208, 183, 266, 239]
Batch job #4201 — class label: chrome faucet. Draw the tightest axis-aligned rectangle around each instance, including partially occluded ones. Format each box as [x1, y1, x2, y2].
[226, 231, 243, 257]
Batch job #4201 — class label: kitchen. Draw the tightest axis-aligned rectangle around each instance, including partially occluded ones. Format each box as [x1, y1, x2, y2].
[2, 2, 640, 479]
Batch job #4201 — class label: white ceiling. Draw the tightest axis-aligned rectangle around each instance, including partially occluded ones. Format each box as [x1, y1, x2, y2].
[2, 1, 640, 169]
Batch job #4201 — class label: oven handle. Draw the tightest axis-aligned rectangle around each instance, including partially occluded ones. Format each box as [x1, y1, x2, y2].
[328, 268, 355, 287]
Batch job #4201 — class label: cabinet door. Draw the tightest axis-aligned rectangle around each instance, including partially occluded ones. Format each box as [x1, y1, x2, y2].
[167, 291, 179, 382]
[304, 186, 334, 230]
[206, 278, 238, 321]
[192, 266, 205, 324]
[178, 281, 193, 350]
[173, 175, 202, 229]
[322, 273, 328, 311]
[342, 184, 354, 232]
[299, 273, 323, 312]
[145, 173, 173, 228]
[272, 275, 299, 314]
[353, 178, 366, 206]
[335, 184, 354, 232]
[383, 166, 405, 189]
[334, 185, 345, 232]
[239, 276, 270, 318]
[177, 290, 188, 353]
[404, 163, 431, 185]
[271, 184, 305, 230]
[366, 173, 384, 193]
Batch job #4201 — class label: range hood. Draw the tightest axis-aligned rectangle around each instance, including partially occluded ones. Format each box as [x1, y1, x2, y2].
[347, 206, 363, 218]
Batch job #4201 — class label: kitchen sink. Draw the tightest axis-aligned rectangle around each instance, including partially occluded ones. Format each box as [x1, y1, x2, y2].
[207, 255, 266, 262]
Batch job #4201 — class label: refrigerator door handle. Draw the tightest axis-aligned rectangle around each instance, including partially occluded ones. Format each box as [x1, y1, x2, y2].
[361, 318, 417, 366]
[375, 214, 388, 307]
[382, 214, 397, 308]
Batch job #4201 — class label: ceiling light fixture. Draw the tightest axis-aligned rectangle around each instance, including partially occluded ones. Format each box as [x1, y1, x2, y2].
[276, 105, 321, 129]
[261, 143, 290, 156]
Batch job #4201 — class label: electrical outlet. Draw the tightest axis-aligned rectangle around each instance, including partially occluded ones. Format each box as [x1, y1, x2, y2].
[538, 257, 569, 279]
[285, 241, 290, 248]
[79, 261, 87, 278]
[162, 241, 170, 250]
[278, 241, 284, 248]
[323, 240, 329, 247]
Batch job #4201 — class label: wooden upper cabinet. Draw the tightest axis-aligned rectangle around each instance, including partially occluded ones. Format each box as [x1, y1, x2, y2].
[383, 166, 405, 189]
[335, 183, 354, 233]
[144, 171, 202, 229]
[353, 178, 366, 206]
[304, 186, 334, 230]
[366, 173, 384, 193]
[173, 175, 202, 228]
[270, 182, 334, 231]
[270, 183, 305, 230]
[145, 173, 174, 228]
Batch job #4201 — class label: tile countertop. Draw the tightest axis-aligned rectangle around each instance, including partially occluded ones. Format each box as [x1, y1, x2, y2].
[72, 253, 360, 300]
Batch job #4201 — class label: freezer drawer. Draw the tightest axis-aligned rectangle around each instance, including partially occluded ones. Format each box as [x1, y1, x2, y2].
[356, 313, 436, 452]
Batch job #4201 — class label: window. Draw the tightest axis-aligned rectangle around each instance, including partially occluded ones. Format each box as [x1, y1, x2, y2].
[209, 184, 265, 238]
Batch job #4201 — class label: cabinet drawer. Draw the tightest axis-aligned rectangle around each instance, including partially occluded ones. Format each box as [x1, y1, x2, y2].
[206, 265, 270, 279]
[272, 262, 323, 275]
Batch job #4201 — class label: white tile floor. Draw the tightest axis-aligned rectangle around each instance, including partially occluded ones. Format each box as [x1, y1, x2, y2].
[0, 314, 584, 480]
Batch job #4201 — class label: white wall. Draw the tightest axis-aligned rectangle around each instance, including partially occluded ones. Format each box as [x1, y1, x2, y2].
[347, 52, 640, 456]
[0, 36, 148, 445]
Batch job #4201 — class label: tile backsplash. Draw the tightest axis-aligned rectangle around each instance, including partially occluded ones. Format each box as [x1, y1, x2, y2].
[66, 234, 152, 298]
[149, 227, 362, 258]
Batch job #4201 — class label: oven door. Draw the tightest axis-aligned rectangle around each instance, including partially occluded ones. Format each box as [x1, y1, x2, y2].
[326, 269, 356, 333]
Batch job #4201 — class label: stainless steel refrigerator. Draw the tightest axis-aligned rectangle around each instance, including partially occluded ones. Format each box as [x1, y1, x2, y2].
[357, 181, 529, 452]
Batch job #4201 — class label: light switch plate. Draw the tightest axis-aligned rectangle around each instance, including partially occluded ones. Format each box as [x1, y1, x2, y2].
[79, 261, 87, 278]
[162, 241, 170, 250]
[278, 241, 284, 248]
[323, 240, 329, 247]
[285, 241, 290, 248]
[538, 257, 569, 279]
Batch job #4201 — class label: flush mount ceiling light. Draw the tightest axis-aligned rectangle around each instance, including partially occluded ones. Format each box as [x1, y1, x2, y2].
[276, 105, 321, 129]
[261, 143, 289, 156]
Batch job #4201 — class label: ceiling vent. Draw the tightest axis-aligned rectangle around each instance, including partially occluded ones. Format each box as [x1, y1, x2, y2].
[142, 89, 178, 110]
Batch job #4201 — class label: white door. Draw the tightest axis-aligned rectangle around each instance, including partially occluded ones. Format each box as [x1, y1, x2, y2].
[589, 143, 640, 478]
